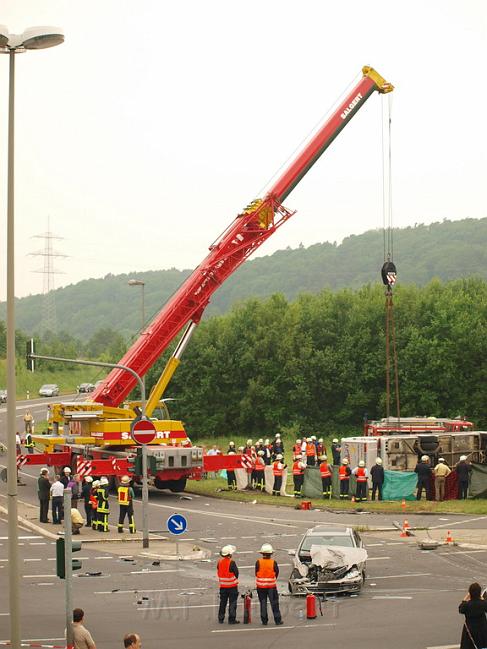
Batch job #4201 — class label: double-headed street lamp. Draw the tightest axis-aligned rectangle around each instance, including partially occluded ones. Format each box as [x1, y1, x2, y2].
[1, 25, 64, 649]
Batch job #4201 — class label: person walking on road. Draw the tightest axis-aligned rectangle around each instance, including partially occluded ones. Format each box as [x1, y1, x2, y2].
[370, 457, 385, 501]
[123, 634, 141, 649]
[339, 458, 351, 499]
[118, 475, 136, 533]
[459, 582, 487, 649]
[319, 455, 332, 498]
[433, 457, 451, 501]
[23, 410, 33, 435]
[415, 455, 433, 501]
[456, 455, 472, 500]
[255, 544, 283, 626]
[217, 545, 240, 624]
[38, 468, 51, 523]
[72, 608, 96, 649]
[50, 475, 64, 524]
[81, 476, 94, 527]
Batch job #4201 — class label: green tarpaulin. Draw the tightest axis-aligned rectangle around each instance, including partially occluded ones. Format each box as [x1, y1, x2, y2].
[382, 470, 417, 501]
[469, 464, 487, 499]
[303, 466, 357, 500]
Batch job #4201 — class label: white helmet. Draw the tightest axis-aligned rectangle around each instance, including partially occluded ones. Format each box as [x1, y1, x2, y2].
[307, 437, 312, 442]
[258, 439, 264, 444]
[311, 436, 316, 441]
[84, 475, 93, 482]
[460, 455, 467, 461]
[260, 543, 274, 554]
[276, 454, 283, 460]
[264, 439, 270, 445]
[39, 467, 48, 474]
[342, 458, 349, 465]
[333, 438, 339, 443]
[296, 439, 301, 444]
[375, 457, 383, 465]
[358, 460, 365, 467]
[221, 544, 236, 556]
[63, 467, 71, 473]
[438, 458, 445, 463]
[229, 441, 235, 446]
[320, 455, 327, 461]
[100, 476, 109, 486]
[295, 454, 302, 460]
[421, 455, 429, 462]
[246, 439, 252, 446]
[257, 450, 264, 456]
[275, 433, 281, 438]
[228, 451, 236, 456]
[121, 475, 131, 484]
[92, 480, 100, 488]
[318, 438, 323, 443]
[238, 446, 245, 451]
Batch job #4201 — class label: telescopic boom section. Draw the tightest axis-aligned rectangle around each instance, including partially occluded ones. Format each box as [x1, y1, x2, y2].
[93, 66, 393, 408]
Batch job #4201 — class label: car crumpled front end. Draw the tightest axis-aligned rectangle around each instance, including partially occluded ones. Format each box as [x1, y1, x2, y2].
[290, 546, 367, 595]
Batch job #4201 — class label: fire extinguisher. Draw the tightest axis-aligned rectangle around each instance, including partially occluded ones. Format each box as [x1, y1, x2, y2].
[306, 593, 317, 619]
[243, 589, 252, 624]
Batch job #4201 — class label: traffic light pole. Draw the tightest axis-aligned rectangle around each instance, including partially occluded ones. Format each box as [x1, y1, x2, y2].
[64, 488, 74, 649]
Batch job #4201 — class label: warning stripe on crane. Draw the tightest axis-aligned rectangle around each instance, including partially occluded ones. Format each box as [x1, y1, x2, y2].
[76, 457, 92, 478]
[240, 455, 253, 469]
[16, 455, 28, 468]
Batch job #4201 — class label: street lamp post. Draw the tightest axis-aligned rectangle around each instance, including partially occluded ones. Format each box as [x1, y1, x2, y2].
[128, 278, 145, 332]
[0, 25, 64, 649]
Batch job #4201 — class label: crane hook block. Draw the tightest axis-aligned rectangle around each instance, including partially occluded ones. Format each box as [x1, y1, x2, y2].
[381, 261, 397, 287]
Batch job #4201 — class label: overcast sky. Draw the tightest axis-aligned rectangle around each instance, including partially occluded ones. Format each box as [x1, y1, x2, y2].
[0, 0, 485, 300]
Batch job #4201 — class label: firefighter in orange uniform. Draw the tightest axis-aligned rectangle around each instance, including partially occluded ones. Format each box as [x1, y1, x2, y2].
[255, 544, 283, 626]
[90, 480, 99, 530]
[352, 460, 369, 502]
[305, 437, 316, 466]
[292, 439, 302, 459]
[319, 455, 332, 498]
[117, 475, 136, 533]
[253, 450, 266, 491]
[292, 454, 306, 498]
[272, 454, 286, 496]
[217, 545, 240, 624]
[339, 458, 351, 499]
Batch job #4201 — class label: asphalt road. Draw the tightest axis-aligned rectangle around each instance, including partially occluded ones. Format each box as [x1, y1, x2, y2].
[1, 398, 487, 648]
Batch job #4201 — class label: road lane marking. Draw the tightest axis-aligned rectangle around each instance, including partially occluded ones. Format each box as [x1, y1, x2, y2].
[366, 557, 391, 561]
[386, 542, 404, 545]
[94, 556, 113, 559]
[429, 516, 487, 530]
[366, 543, 384, 547]
[372, 596, 413, 599]
[0, 535, 41, 540]
[426, 645, 459, 649]
[130, 569, 181, 574]
[212, 623, 336, 633]
[95, 587, 208, 594]
[369, 573, 431, 579]
[23, 574, 56, 578]
[439, 550, 487, 555]
[30, 542, 47, 545]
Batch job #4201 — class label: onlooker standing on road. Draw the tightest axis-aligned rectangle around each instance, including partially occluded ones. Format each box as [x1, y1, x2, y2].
[455, 455, 472, 500]
[72, 608, 96, 649]
[216, 545, 240, 624]
[459, 582, 487, 649]
[23, 410, 33, 434]
[415, 455, 433, 501]
[255, 544, 283, 626]
[50, 475, 64, 524]
[370, 457, 385, 501]
[433, 457, 451, 501]
[123, 633, 141, 649]
[38, 468, 51, 523]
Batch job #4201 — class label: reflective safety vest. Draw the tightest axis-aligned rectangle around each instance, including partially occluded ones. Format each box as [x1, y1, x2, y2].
[273, 461, 283, 477]
[320, 462, 331, 478]
[306, 442, 316, 457]
[293, 444, 302, 456]
[316, 442, 324, 456]
[217, 557, 238, 588]
[355, 467, 367, 482]
[293, 461, 304, 476]
[254, 457, 265, 472]
[24, 434, 34, 448]
[118, 486, 132, 505]
[96, 487, 109, 513]
[339, 465, 350, 481]
[256, 558, 277, 589]
[89, 493, 98, 510]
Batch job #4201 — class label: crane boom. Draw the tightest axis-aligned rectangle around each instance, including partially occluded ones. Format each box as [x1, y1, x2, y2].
[92, 66, 393, 408]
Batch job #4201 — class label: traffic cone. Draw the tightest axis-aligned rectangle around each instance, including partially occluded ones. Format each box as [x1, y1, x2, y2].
[403, 519, 410, 531]
[400, 520, 409, 538]
[445, 530, 454, 544]
[351, 495, 356, 503]
[401, 499, 406, 510]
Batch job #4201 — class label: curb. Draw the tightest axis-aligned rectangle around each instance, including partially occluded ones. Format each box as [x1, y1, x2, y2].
[140, 549, 212, 561]
[0, 504, 58, 540]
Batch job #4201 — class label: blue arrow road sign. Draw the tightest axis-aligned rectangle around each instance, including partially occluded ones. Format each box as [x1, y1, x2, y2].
[166, 514, 187, 536]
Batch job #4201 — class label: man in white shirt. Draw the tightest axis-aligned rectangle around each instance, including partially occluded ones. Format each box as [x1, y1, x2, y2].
[50, 475, 65, 524]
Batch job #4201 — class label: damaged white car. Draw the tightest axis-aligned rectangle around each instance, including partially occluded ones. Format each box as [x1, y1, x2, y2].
[288, 526, 367, 595]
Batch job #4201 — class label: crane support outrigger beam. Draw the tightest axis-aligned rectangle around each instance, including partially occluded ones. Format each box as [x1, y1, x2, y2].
[92, 66, 393, 408]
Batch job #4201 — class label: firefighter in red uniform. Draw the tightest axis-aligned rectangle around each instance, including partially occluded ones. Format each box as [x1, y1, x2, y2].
[217, 545, 240, 624]
[339, 458, 351, 499]
[293, 439, 302, 459]
[255, 544, 283, 626]
[352, 460, 369, 502]
[292, 454, 306, 498]
[272, 454, 286, 496]
[305, 437, 316, 466]
[253, 450, 266, 491]
[316, 438, 325, 458]
[319, 455, 332, 498]
[117, 475, 136, 533]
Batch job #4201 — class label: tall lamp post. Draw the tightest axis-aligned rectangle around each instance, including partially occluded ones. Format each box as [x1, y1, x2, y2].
[128, 278, 146, 332]
[0, 25, 64, 649]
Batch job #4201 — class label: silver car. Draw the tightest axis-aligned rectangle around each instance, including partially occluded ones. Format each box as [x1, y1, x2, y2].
[288, 526, 367, 595]
[38, 384, 60, 397]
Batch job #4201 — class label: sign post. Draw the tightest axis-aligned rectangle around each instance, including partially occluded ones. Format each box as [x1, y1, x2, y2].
[167, 513, 187, 559]
[131, 418, 156, 549]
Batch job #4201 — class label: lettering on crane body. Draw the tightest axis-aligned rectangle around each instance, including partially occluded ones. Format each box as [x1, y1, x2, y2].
[340, 93, 363, 120]
[119, 430, 172, 441]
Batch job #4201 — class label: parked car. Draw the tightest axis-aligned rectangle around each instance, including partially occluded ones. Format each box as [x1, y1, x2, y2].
[38, 384, 60, 397]
[77, 383, 95, 393]
[0, 389, 7, 403]
[288, 526, 367, 595]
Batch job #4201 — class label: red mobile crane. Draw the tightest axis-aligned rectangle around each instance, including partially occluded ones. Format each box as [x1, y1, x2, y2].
[30, 66, 393, 490]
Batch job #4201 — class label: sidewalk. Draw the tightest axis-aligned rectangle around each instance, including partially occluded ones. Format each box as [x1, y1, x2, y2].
[0, 494, 211, 560]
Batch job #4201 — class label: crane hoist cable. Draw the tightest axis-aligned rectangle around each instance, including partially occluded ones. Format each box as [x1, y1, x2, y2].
[380, 93, 401, 423]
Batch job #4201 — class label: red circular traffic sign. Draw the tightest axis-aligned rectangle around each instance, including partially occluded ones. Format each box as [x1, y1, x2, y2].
[131, 418, 157, 445]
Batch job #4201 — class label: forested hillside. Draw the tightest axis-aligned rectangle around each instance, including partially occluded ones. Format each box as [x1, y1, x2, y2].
[1, 217, 486, 340]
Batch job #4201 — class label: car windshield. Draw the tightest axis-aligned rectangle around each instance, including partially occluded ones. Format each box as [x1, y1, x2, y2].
[42, 385, 56, 389]
[300, 535, 354, 551]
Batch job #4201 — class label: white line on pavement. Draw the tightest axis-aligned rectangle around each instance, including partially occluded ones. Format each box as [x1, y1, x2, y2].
[212, 623, 336, 633]
[440, 550, 487, 555]
[429, 516, 487, 530]
[130, 569, 181, 575]
[37, 583, 54, 586]
[369, 573, 431, 579]
[23, 574, 56, 578]
[95, 587, 208, 595]
[30, 542, 47, 545]
[94, 556, 113, 560]
[426, 645, 459, 648]
[241, 536, 256, 539]
[365, 543, 384, 547]
[366, 557, 391, 561]
[372, 596, 413, 599]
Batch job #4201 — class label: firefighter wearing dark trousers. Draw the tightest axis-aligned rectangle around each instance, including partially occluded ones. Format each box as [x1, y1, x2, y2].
[96, 476, 110, 532]
[292, 439, 302, 459]
[305, 438, 316, 466]
[255, 544, 283, 626]
[81, 476, 94, 527]
[455, 455, 472, 500]
[118, 475, 136, 533]
[319, 455, 332, 498]
[331, 438, 341, 465]
[24, 432, 35, 454]
[272, 455, 286, 496]
[226, 452, 237, 490]
[217, 545, 240, 624]
[339, 459, 351, 498]
[415, 455, 433, 501]
[90, 480, 100, 530]
[370, 458, 384, 501]
[352, 460, 369, 502]
[253, 451, 266, 491]
[292, 455, 306, 497]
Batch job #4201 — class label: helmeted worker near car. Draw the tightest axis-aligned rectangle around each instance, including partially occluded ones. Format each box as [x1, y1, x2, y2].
[370, 457, 384, 501]
[96, 476, 110, 532]
[339, 458, 351, 498]
[331, 439, 341, 465]
[217, 545, 240, 625]
[293, 439, 302, 458]
[253, 450, 266, 491]
[305, 437, 316, 466]
[255, 544, 283, 626]
[415, 455, 433, 501]
[319, 455, 332, 498]
[118, 475, 136, 533]
[292, 454, 306, 498]
[433, 457, 451, 502]
[352, 460, 369, 502]
[272, 454, 287, 496]
[90, 480, 100, 530]
[455, 455, 472, 500]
